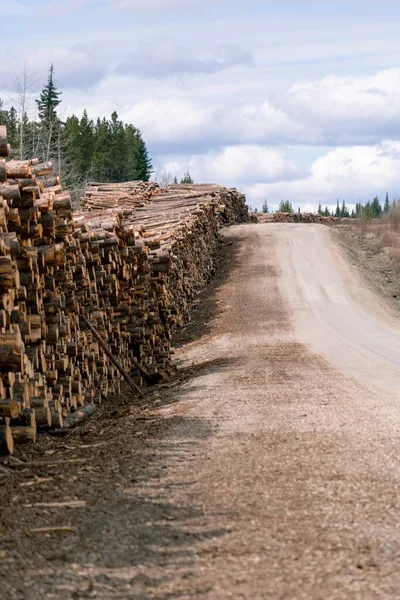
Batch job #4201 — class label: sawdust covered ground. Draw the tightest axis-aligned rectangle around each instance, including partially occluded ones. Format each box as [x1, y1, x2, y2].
[1, 224, 400, 599]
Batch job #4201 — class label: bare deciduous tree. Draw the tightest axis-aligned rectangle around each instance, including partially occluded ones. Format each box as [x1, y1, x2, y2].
[15, 62, 37, 159]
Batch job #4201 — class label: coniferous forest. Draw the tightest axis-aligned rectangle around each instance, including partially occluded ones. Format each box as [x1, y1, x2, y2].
[0, 65, 153, 200]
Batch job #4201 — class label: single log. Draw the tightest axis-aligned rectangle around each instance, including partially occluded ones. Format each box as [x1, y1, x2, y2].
[62, 404, 97, 429]
[0, 126, 9, 157]
[0, 159, 6, 182]
[31, 162, 53, 177]
[0, 400, 20, 419]
[34, 407, 52, 428]
[6, 161, 31, 179]
[0, 184, 21, 202]
[10, 425, 36, 445]
[0, 333, 24, 371]
[0, 425, 14, 454]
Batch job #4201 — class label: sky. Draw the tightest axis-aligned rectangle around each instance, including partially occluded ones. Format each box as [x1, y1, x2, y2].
[2, 0, 400, 211]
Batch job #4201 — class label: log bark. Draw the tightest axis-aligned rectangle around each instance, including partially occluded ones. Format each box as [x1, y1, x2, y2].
[10, 425, 36, 444]
[0, 126, 9, 157]
[0, 425, 14, 454]
[62, 404, 97, 429]
[0, 399, 20, 419]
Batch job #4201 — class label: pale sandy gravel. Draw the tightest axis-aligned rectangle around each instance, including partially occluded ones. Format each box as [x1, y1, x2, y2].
[127, 223, 400, 599]
[4, 223, 400, 599]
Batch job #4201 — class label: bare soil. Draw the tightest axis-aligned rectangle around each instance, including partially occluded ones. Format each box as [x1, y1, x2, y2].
[333, 223, 400, 310]
[1, 223, 400, 599]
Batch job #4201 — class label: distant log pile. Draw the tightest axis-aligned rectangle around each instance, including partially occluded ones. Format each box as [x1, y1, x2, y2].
[0, 126, 250, 452]
[257, 212, 344, 224]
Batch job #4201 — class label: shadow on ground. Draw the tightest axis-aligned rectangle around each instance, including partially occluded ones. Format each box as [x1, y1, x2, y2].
[173, 233, 242, 348]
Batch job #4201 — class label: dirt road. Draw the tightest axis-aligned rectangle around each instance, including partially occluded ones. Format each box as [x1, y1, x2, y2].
[1, 223, 400, 599]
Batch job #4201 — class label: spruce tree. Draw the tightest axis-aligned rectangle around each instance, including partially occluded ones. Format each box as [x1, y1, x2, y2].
[340, 200, 350, 218]
[335, 199, 340, 218]
[278, 200, 293, 213]
[36, 64, 62, 163]
[371, 196, 382, 218]
[262, 200, 269, 214]
[36, 64, 62, 122]
[181, 172, 194, 184]
[363, 201, 373, 220]
[324, 206, 330, 217]
[317, 201, 322, 215]
[133, 129, 152, 181]
[384, 192, 390, 213]
[7, 107, 18, 150]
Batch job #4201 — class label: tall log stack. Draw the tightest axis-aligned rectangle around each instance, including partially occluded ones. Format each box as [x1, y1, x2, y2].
[75, 183, 250, 383]
[0, 125, 250, 453]
[0, 126, 102, 452]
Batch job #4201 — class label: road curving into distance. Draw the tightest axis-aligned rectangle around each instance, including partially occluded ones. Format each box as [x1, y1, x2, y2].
[276, 223, 400, 392]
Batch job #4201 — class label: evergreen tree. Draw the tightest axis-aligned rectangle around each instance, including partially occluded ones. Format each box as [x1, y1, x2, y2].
[335, 199, 340, 218]
[317, 201, 322, 215]
[384, 192, 390, 213]
[181, 172, 194, 184]
[350, 209, 356, 218]
[36, 64, 62, 122]
[363, 201, 373, 220]
[173, 176, 178, 184]
[133, 129, 153, 181]
[36, 64, 62, 163]
[323, 206, 330, 217]
[278, 200, 293, 213]
[262, 200, 269, 214]
[0, 98, 7, 125]
[340, 200, 350, 218]
[7, 107, 18, 150]
[371, 196, 382, 218]
[91, 117, 112, 181]
[78, 110, 94, 178]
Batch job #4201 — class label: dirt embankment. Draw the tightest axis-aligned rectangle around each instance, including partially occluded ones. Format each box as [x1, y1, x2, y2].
[334, 223, 400, 310]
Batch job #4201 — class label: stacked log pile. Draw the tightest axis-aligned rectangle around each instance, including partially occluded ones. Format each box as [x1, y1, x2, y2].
[75, 184, 250, 384]
[163, 184, 249, 224]
[0, 126, 250, 452]
[257, 212, 343, 224]
[0, 126, 105, 453]
[82, 181, 160, 211]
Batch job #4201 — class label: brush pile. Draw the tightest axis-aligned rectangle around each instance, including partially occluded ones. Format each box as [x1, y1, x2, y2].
[0, 126, 250, 452]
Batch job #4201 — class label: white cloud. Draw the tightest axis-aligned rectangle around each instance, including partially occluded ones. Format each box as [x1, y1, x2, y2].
[154, 145, 305, 186]
[122, 97, 302, 153]
[285, 68, 400, 143]
[244, 141, 400, 210]
[117, 41, 253, 79]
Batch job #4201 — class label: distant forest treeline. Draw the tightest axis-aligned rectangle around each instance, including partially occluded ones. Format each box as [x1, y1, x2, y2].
[257, 195, 393, 218]
[0, 65, 153, 198]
